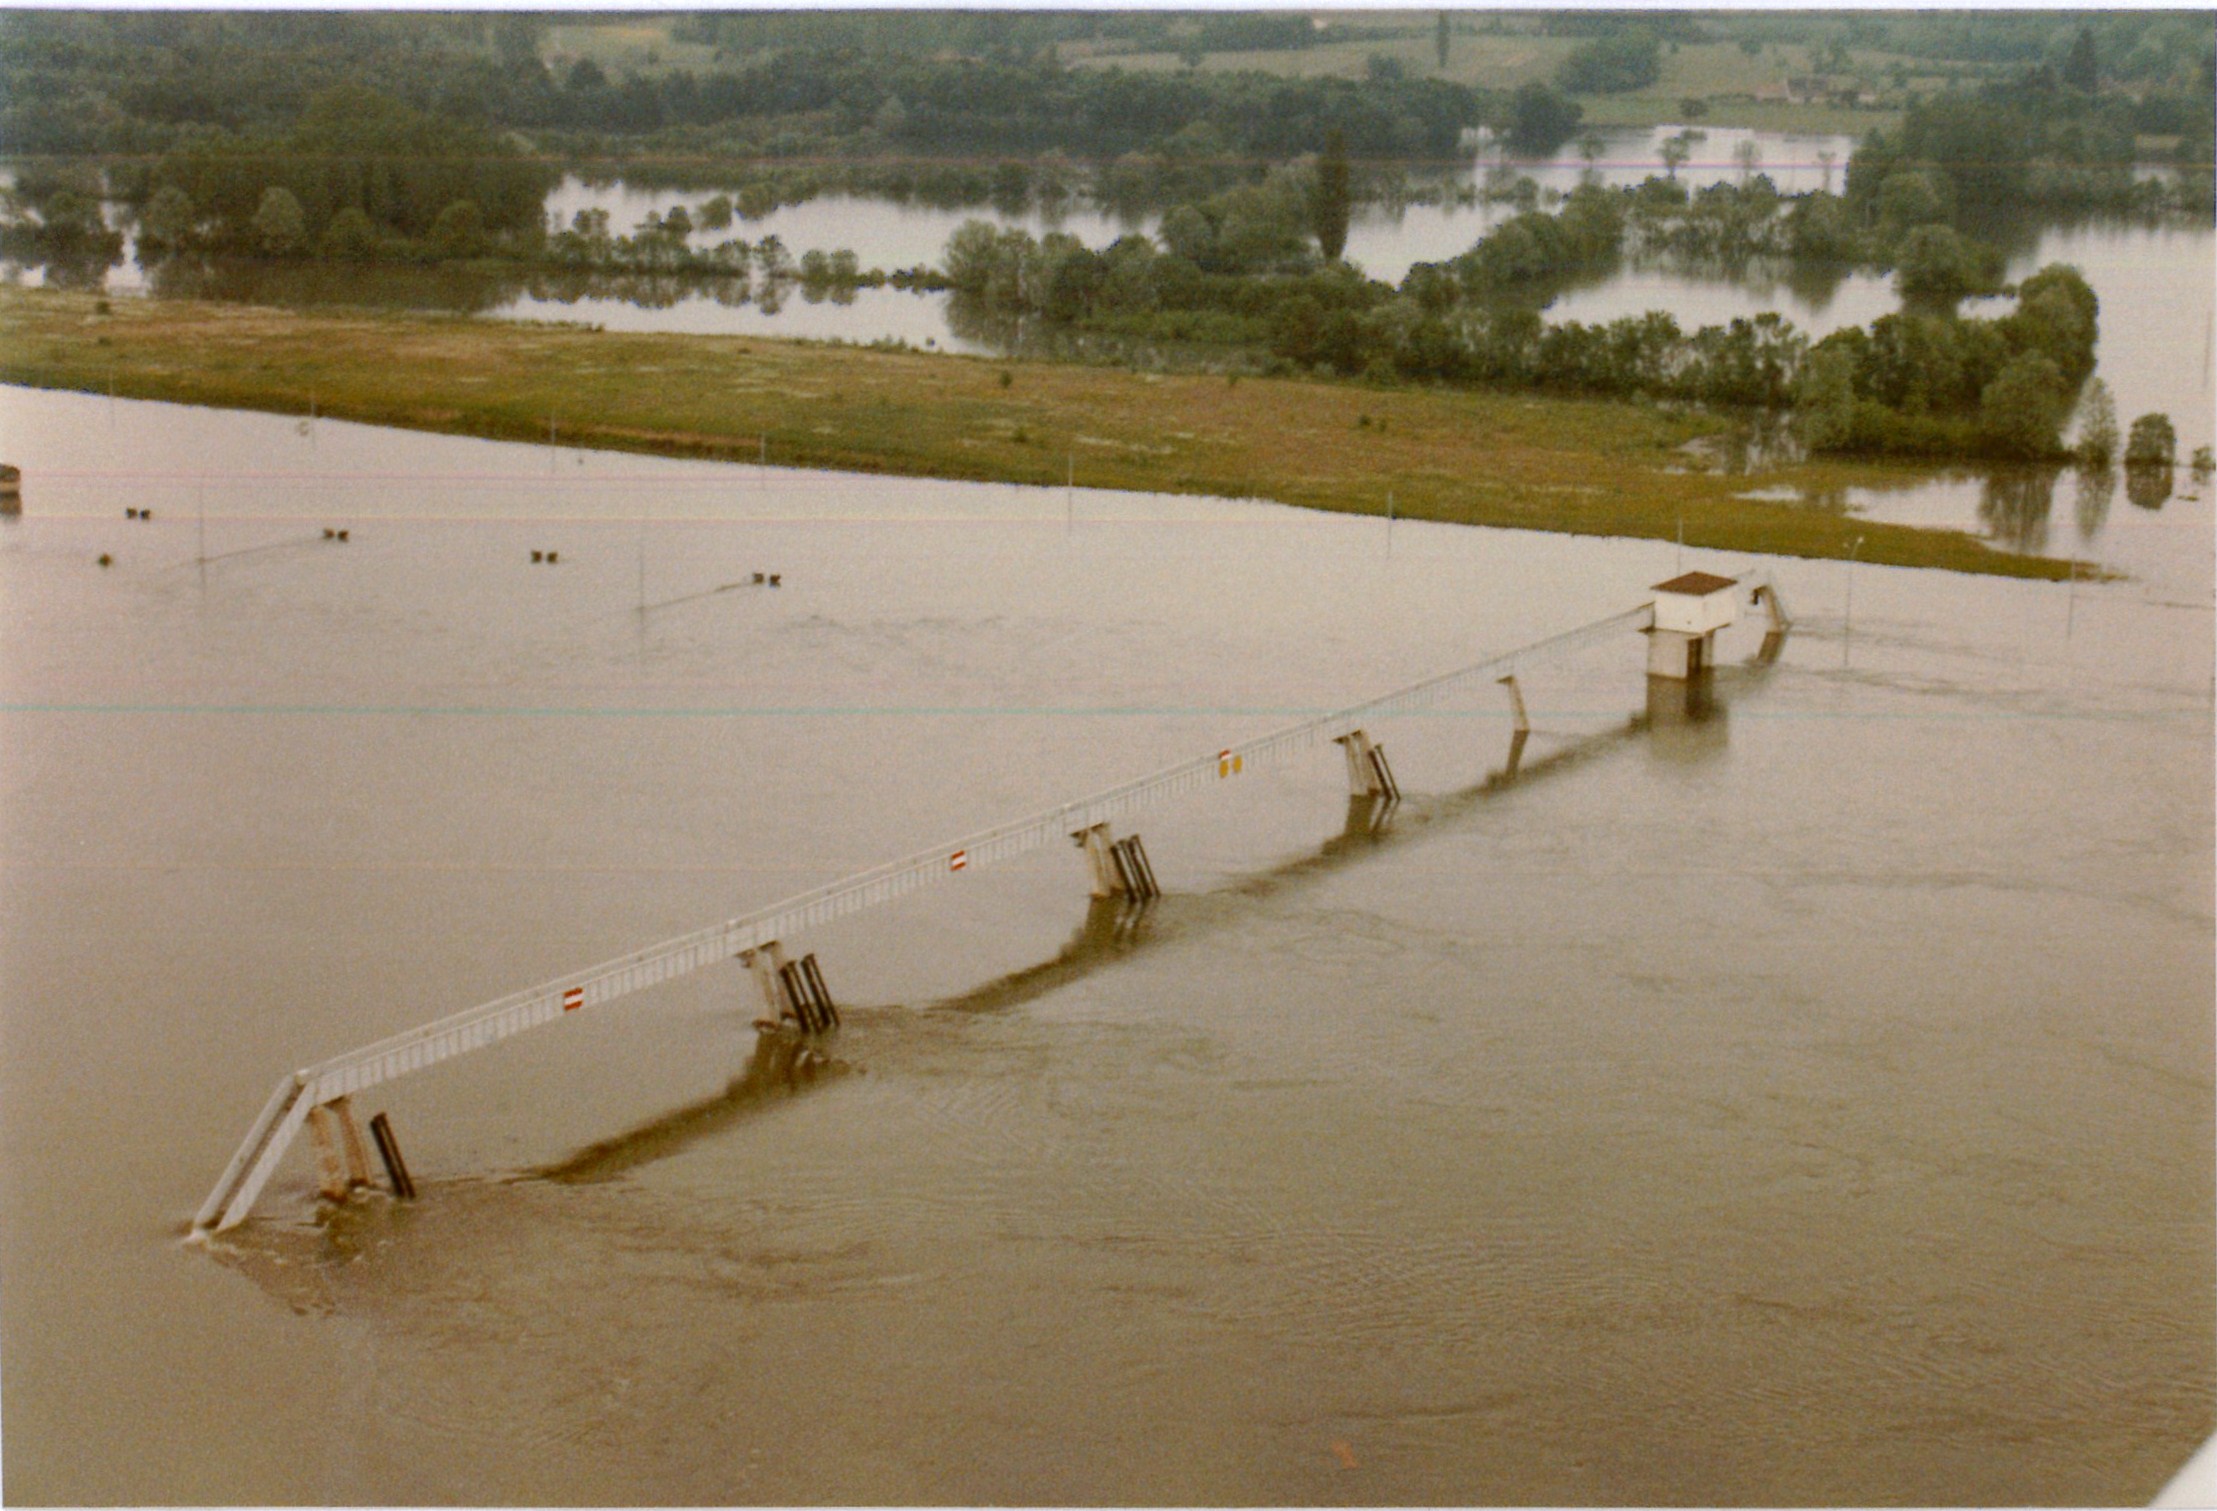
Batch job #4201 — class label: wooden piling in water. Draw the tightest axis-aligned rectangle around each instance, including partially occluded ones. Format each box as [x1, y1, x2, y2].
[369, 1112, 415, 1199]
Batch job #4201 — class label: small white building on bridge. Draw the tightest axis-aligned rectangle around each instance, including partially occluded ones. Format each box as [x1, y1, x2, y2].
[1648, 571, 1739, 679]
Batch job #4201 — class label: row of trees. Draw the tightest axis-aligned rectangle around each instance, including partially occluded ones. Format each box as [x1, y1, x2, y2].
[1555, 29, 1663, 95]
[9, 10, 2205, 185]
[542, 208, 887, 289]
[1410, 174, 2006, 309]
[1844, 59, 2215, 215]
[1793, 264, 2101, 458]
[931, 168, 2108, 463]
[0, 162, 124, 263]
[930, 167, 2022, 354]
[1, 13, 1491, 169]
[665, 10, 1377, 66]
[130, 87, 554, 257]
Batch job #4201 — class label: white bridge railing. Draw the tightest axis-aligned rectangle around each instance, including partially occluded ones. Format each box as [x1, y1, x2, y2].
[195, 577, 1776, 1235]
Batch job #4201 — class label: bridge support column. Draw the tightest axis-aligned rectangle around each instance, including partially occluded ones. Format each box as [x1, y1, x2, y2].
[1497, 675, 1530, 777]
[740, 942, 839, 1033]
[1751, 580, 1790, 634]
[1073, 823, 1120, 898]
[779, 953, 839, 1033]
[332, 1097, 373, 1190]
[1749, 579, 1790, 665]
[1497, 675, 1530, 736]
[307, 1098, 372, 1202]
[1647, 628, 1714, 680]
[1072, 823, 1159, 900]
[369, 1111, 416, 1199]
[740, 941, 795, 1029]
[1334, 729, 1399, 802]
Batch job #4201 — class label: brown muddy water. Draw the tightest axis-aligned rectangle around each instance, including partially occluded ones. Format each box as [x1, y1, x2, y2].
[0, 386, 2210, 1504]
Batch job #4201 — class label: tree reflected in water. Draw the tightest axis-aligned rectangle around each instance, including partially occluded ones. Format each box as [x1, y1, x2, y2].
[146, 251, 525, 315]
[6, 245, 123, 291]
[1978, 465, 2060, 553]
[2072, 462, 2115, 539]
[2126, 461, 2174, 510]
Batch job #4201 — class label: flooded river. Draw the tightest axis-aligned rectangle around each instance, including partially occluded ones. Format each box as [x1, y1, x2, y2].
[1, 386, 2210, 1503]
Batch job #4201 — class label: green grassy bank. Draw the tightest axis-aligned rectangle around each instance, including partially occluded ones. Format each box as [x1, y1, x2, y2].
[0, 288, 2068, 579]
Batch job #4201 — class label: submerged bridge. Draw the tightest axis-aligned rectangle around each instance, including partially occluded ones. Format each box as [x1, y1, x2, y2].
[193, 570, 1787, 1236]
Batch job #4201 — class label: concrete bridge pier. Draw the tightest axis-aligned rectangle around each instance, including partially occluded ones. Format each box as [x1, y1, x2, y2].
[306, 1095, 374, 1202]
[1497, 675, 1530, 737]
[1750, 578, 1790, 664]
[740, 942, 839, 1032]
[740, 941, 797, 1029]
[1072, 822, 1159, 901]
[1334, 729, 1400, 803]
[1497, 675, 1531, 777]
[1751, 579, 1790, 633]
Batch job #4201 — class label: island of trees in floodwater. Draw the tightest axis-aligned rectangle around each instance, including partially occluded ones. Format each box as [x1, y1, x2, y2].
[2, 10, 2211, 481]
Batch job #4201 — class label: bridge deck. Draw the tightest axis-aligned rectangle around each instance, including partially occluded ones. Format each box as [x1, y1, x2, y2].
[192, 586, 1755, 1234]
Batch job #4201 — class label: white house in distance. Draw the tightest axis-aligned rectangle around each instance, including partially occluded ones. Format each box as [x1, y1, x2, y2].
[1648, 571, 1738, 678]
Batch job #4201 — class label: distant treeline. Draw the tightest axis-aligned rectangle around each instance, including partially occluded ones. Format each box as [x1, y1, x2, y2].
[0, 12, 1487, 164]
[6, 11, 2206, 218]
[1773, 9, 2209, 75]
[1851, 64, 2215, 209]
[667, 9, 1394, 62]
[5, 9, 2209, 167]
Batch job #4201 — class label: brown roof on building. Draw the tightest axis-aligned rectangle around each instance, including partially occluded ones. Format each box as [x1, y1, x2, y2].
[1652, 571, 1738, 597]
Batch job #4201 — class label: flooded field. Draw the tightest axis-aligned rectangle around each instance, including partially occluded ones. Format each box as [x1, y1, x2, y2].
[1, 386, 2210, 1504]
[45, 124, 2207, 568]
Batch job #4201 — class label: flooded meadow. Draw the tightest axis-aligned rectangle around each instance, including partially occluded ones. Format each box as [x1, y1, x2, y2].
[28, 124, 2211, 566]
